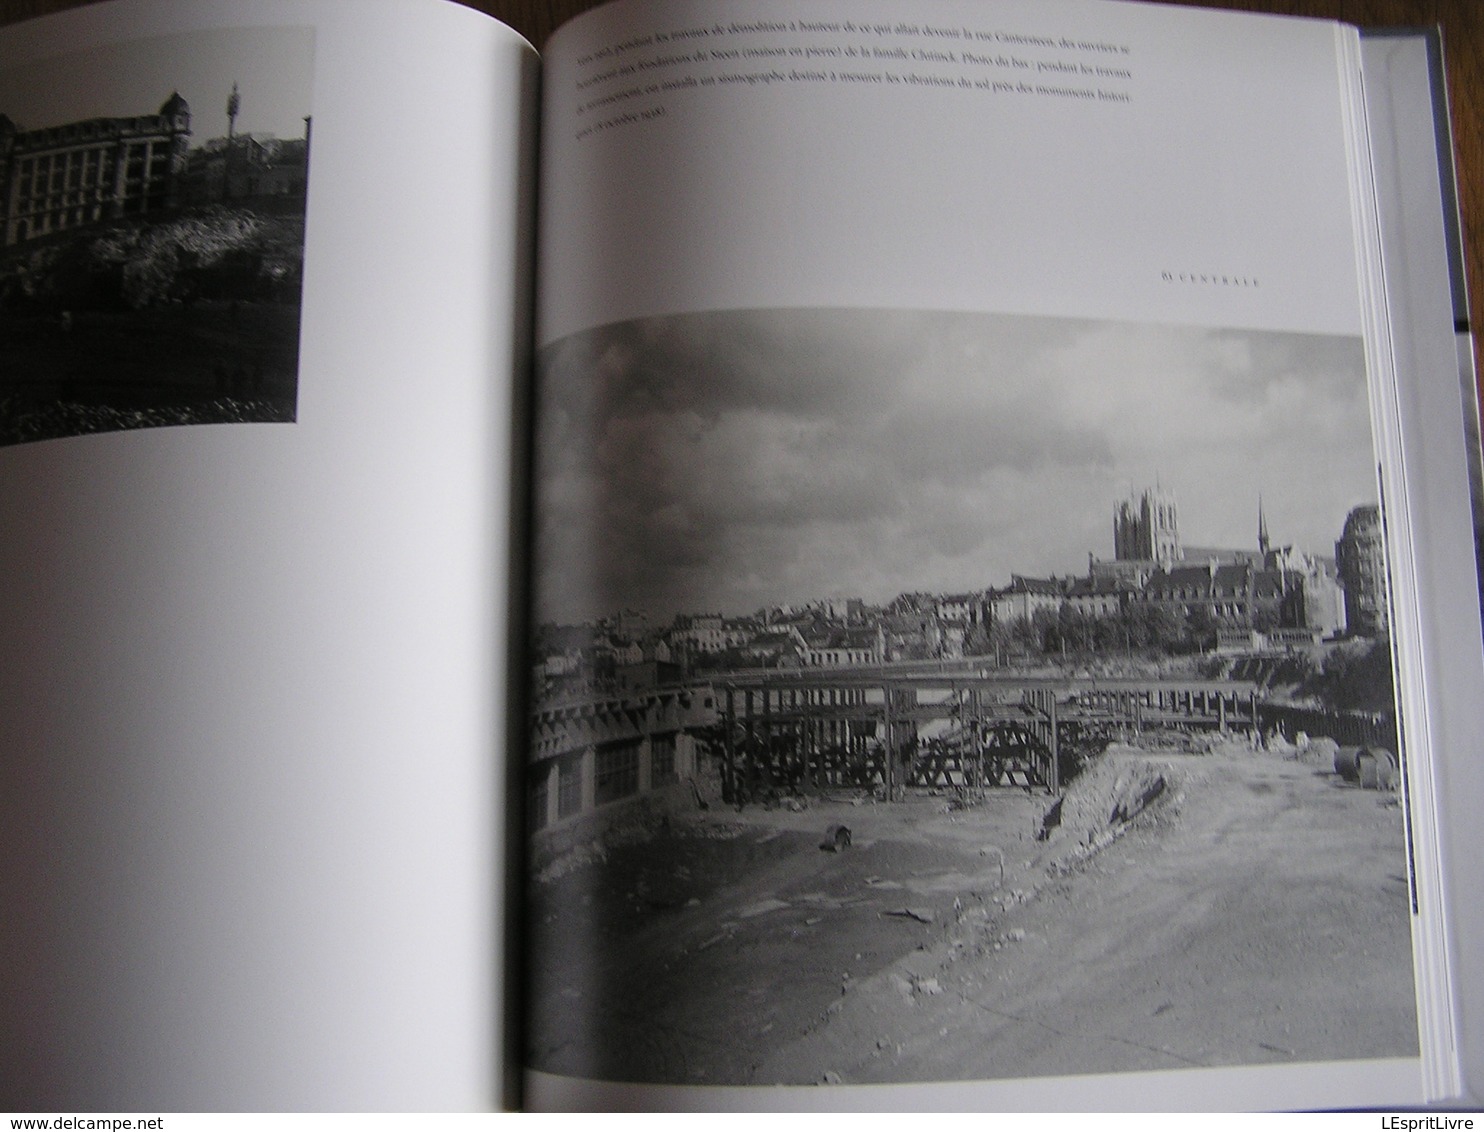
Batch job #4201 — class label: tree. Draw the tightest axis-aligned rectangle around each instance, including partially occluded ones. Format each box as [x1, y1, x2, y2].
[1305, 640, 1396, 712]
[1183, 605, 1218, 653]
[1123, 602, 1182, 652]
[963, 622, 994, 657]
[1031, 607, 1061, 655]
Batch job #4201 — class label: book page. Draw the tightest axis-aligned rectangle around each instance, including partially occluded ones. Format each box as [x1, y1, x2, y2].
[1359, 29, 1484, 1105]
[527, 0, 1446, 1111]
[538, 0, 1362, 343]
[0, 0, 536, 1109]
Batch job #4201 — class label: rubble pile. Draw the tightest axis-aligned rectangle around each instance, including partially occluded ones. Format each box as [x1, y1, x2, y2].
[1038, 749, 1174, 864]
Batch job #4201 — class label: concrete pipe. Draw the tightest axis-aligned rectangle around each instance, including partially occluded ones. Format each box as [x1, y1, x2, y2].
[1334, 746, 1363, 782]
[1359, 747, 1398, 791]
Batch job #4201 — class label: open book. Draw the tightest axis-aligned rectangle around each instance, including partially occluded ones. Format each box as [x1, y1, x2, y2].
[2, 0, 1482, 1114]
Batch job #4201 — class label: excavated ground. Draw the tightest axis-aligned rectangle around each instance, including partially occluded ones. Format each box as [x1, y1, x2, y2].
[526, 738, 1417, 1088]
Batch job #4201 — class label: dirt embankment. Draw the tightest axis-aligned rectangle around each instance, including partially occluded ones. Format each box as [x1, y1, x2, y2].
[528, 739, 1416, 1088]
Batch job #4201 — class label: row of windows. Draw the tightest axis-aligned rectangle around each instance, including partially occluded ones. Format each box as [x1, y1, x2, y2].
[13, 171, 165, 204]
[15, 167, 112, 194]
[11, 168, 168, 204]
[808, 648, 873, 665]
[10, 189, 165, 233]
[8, 204, 110, 239]
[13, 140, 171, 178]
[22, 117, 177, 148]
[1157, 601, 1255, 619]
[13, 188, 126, 214]
[16, 157, 166, 185]
[550, 747, 644, 815]
[18, 150, 109, 176]
[528, 739, 677, 830]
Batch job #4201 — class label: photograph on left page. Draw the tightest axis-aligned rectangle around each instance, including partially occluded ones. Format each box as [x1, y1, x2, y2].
[0, 26, 313, 447]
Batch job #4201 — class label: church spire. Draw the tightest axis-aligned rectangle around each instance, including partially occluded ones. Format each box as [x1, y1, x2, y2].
[1258, 496, 1270, 556]
[226, 81, 240, 141]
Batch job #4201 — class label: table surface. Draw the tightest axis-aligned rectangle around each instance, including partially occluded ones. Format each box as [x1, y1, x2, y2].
[3, 0, 1482, 388]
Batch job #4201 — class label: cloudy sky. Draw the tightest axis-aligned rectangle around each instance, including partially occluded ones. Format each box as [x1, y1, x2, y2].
[533, 308, 1378, 625]
[0, 25, 313, 141]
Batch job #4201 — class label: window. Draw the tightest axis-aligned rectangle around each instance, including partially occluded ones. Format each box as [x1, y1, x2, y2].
[651, 735, 677, 785]
[595, 743, 639, 806]
[557, 756, 582, 819]
[528, 774, 549, 832]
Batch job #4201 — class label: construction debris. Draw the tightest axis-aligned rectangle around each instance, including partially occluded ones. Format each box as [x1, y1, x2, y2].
[820, 824, 852, 852]
[1335, 745, 1399, 790]
[882, 907, 936, 924]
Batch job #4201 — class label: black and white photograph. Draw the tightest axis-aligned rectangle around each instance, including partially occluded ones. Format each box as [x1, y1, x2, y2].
[526, 307, 1417, 1087]
[0, 27, 313, 446]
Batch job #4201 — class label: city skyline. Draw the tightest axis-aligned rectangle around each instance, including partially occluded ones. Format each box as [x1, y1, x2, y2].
[538, 487, 1356, 630]
[0, 25, 313, 141]
[534, 308, 1380, 625]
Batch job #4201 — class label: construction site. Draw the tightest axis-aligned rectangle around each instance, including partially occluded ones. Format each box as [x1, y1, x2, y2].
[526, 666, 1417, 1088]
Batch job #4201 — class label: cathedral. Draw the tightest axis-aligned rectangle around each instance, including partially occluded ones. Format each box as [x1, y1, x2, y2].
[1113, 486, 1182, 566]
[1089, 486, 1352, 643]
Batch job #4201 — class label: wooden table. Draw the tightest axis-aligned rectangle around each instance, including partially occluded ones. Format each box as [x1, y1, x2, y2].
[4, 0, 1481, 387]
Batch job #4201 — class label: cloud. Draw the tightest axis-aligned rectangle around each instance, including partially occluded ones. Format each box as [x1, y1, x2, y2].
[533, 308, 1375, 624]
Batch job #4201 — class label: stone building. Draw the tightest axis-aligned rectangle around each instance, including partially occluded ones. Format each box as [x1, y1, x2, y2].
[990, 575, 1065, 625]
[1114, 486, 1182, 567]
[0, 93, 192, 247]
[801, 624, 885, 667]
[1142, 560, 1286, 629]
[1335, 503, 1389, 635]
